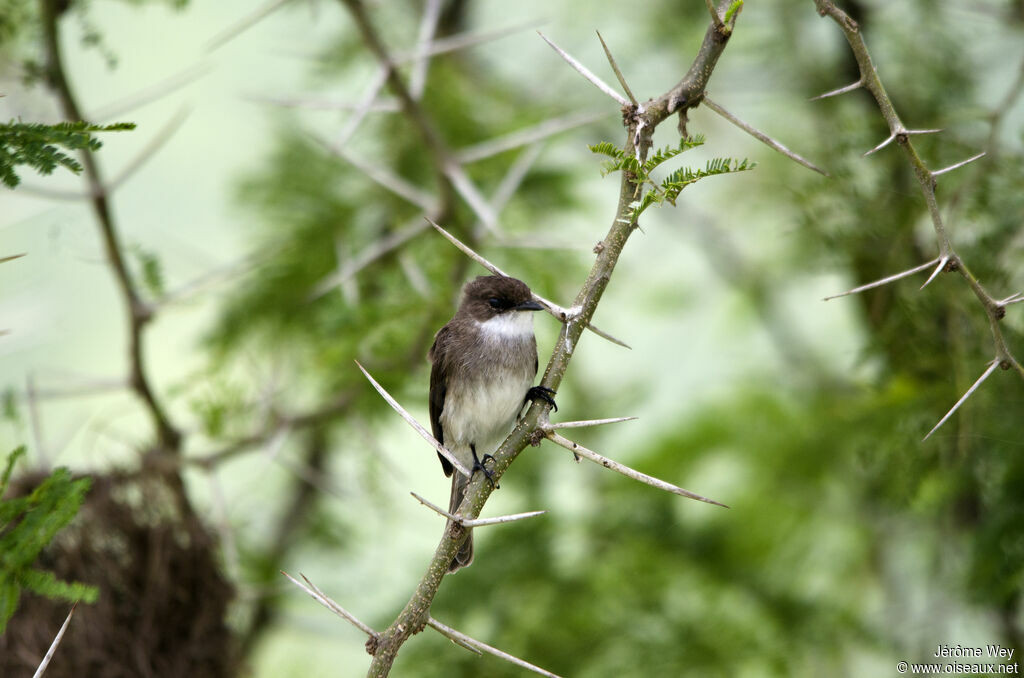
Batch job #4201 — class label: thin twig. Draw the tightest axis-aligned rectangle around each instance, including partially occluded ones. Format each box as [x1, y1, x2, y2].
[32, 604, 76, 678]
[537, 32, 630, 106]
[545, 431, 728, 508]
[923, 360, 1001, 441]
[701, 95, 827, 175]
[427, 617, 564, 678]
[354, 361, 471, 478]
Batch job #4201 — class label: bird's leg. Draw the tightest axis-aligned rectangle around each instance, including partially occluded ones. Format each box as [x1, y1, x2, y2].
[471, 444, 499, 489]
[525, 385, 557, 412]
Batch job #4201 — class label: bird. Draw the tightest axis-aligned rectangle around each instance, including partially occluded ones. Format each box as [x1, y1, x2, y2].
[428, 275, 556, 572]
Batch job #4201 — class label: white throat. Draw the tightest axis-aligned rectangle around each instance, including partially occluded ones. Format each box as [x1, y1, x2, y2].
[477, 311, 535, 339]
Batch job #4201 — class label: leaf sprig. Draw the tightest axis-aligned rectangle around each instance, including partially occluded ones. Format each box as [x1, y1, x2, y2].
[0, 120, 135, 188]
[590, 136, 754, 221]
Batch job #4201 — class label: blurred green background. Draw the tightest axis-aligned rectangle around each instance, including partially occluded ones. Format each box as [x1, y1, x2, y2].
[2, 0, 1023, 676]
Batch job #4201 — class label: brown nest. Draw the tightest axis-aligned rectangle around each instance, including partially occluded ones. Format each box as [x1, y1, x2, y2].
[0, 469, 237, 678]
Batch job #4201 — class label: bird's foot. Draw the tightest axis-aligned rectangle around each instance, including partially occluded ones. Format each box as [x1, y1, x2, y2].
[471, 447, 499, 489]
[525, 385, 557, 412]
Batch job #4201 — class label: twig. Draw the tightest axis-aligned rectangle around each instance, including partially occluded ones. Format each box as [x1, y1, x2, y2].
[427, 616, 564, 678]
[923, 360, 1001, 441]
[354, 361, 471, 478]
[410, 492, 545, 527]
[701, 95, 827, 175]
[281, 571, 377, 637]
[32, 604, 76, 678]
[545, 431, 728, 508]
[537, 32, 630, 107]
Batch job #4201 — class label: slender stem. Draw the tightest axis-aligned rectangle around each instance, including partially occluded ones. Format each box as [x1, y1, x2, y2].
[38, 0, 181, 451]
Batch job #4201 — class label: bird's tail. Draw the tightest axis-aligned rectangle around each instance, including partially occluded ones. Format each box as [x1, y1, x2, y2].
[447, 473, 473, 572]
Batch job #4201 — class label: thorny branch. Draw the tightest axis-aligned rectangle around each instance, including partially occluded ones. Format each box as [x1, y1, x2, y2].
[813, 0, 1024, 438]
[351, 2, 743, 676]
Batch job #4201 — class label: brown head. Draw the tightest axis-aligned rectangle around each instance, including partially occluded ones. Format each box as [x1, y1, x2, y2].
[457, 275, 542, 322]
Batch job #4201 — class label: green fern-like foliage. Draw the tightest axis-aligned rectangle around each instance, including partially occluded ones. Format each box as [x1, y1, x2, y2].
[0, 447, 98, 633]
[0, 120, 135, 188]
[591, 136, 753, 221]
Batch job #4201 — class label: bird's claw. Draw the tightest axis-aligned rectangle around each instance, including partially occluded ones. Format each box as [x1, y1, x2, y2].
[472, 449, 499, 489]
[526, 385, 558, 412]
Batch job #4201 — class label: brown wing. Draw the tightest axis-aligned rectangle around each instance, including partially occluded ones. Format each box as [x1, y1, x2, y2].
[428, 325, 453, 477]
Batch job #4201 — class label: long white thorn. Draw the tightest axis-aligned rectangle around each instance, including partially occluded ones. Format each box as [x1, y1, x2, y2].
[923, 360, 1001, 441]
[823, 257, 940, 301]
[546, 416, 637, 429]
[33, 604, 76, 678]
[932, 152, 986, 178]
[920, 256, 950, 290]
[427, 616, 564, 678]
[281, 571, 377, 637]
[810, 79, 863, 100]
[537, 32, 630, 106]
[355, 361, 471, 478]
[545, 431, 728, 508]
[427, 219, 631, 348]
[702, 96, 828, 176]
[410, 492, 545, 526]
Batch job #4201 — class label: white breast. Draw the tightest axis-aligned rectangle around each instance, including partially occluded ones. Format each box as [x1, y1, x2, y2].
[476, 311, 535, 340]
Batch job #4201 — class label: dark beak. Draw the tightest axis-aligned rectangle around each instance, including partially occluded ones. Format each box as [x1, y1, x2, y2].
[514, 299, 544, 312]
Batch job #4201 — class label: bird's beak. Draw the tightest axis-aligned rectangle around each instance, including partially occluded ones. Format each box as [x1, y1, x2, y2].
[514, 299, 544, 312]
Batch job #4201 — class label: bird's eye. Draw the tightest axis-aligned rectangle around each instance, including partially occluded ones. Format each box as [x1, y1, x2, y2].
[488, 297, 503, 309]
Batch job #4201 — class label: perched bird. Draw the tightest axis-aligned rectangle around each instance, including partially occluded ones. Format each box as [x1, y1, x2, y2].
[429, 275, 556, 572]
